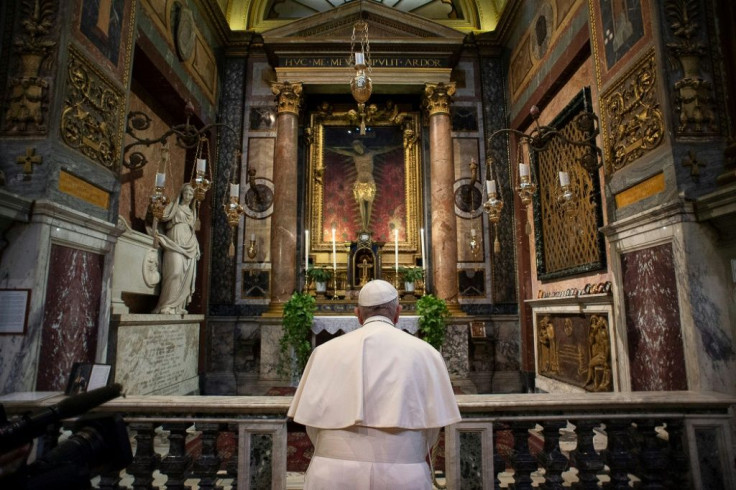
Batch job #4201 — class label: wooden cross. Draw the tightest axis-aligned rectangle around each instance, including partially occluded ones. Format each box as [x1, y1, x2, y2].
[17, 147, 42, 178]
[682, 150, 705, 182]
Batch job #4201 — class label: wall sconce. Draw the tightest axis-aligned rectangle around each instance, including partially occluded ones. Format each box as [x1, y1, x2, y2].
[484, 103, 602, 251]
[224, 151, 245, 258]
[190, 136, 212, 230]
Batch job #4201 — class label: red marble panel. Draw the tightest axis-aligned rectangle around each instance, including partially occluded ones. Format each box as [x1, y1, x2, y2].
[621, 243, 687, 391]
[36, 245, 104, 391]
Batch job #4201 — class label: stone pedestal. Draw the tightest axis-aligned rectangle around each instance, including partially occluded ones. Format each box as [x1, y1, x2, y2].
[110, 314, 202, 395]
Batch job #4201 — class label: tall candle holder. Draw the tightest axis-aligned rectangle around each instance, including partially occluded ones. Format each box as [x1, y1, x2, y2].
[190, 136, 212, 230]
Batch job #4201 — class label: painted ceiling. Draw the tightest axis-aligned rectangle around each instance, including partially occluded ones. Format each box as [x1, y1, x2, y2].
[218, 0, 509, 33]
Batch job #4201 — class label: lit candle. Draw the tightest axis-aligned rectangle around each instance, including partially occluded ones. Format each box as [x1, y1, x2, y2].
[197, 158, 207, 173]
[486, 179, 497, 195]
[420, 227, 426, 273]
[250, 233, 255, 242]
[559, 171, 570, 187]
[394, 228, 399, 276]
[519, 163, 530, 178]
[355, 52, 365, 66]
[155, 172, 166, 187]
[332, 227, 337, 272]
[471, 228, 476, 237]
[305, 230, 309, 272]
[229, 183, 239, 198]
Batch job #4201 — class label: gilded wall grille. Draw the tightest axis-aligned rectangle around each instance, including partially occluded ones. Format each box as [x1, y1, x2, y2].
[532, 89, 605, 280]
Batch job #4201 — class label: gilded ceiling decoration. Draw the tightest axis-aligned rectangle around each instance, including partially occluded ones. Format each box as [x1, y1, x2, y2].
[220, 0, 506, 33]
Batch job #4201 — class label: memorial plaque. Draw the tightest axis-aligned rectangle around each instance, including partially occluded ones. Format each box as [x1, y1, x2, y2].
[115, 320, 199, 395]
[59, 170, 110, 209]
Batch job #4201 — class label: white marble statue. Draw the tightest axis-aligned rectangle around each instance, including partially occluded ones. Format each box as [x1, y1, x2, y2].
[152, 183, 200, 314]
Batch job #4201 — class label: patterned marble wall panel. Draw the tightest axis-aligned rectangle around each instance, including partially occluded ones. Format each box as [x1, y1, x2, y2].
[443, 323, 469, 379]
[210, 57, 246, 310]
[621, 243, 687, 391]
[479, 55, 516, 305]
[36, 244, 104, 391]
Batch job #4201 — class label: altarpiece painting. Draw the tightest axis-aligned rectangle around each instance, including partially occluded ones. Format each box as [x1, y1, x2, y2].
[306, 108, 423, 277]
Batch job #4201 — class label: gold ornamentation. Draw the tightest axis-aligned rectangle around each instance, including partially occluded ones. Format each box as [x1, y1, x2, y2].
[307, 109, 422, 263]
[61, 47, 124, 170]
[601, 50, 664, 174]
[16, 147, 42, 178]
[664, 0, 716, 134]
[3, 0, 57, 134]
[423, 82, 456, 116]
[271, 82, 303, 115]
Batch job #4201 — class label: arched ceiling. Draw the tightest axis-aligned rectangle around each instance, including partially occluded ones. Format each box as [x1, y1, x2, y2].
[220, 0, 509, 33]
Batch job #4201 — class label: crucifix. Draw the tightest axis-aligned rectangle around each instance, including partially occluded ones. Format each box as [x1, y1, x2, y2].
[358, 257, 372, 286]
[17, 147, 42, 179]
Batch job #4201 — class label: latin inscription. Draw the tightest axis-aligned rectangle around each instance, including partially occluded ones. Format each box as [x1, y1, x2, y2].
[280, 56, 447, 68]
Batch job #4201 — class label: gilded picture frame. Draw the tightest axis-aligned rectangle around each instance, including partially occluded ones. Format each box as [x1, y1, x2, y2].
[306, 110, 422, 261]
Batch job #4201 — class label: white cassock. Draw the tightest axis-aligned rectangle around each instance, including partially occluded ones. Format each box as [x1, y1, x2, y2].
[288, 316, 462, 489]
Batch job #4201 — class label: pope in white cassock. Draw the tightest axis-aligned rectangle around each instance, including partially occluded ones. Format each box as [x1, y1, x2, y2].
[288, 280, 461, 489]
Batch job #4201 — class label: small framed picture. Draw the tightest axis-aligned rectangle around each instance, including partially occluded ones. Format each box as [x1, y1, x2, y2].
[470, 321, 486, 338]
[0, 289, 31, 335]
[65, 362, 112, 395]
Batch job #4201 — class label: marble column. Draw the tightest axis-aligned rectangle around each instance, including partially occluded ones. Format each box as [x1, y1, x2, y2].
[424, 83, 459, 303]
[269, 82, 303, 304]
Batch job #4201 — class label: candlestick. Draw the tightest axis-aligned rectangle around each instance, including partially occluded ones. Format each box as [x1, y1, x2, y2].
[305, 230, 309, 273]
[155, 172, 166, 187]
[332, 227, 337, 272]
[420, 227, 426, 273]
[394, 228, 399, 276]
[559, 171, 570, 187]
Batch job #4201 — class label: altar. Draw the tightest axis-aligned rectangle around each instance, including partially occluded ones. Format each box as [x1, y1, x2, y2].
[312, 315, 419, 335]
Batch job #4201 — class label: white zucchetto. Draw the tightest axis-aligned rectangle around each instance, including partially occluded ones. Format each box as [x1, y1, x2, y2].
[358, 279, 398, 307]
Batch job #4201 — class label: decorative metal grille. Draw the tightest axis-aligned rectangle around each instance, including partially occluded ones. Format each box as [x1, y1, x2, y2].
[532, 89, 605, 280]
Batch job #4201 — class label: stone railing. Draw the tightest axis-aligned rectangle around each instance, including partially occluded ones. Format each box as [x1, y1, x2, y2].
[2, 391, 734, 489]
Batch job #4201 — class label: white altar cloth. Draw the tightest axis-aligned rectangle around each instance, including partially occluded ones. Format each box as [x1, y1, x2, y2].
[312, 316, 419, 335]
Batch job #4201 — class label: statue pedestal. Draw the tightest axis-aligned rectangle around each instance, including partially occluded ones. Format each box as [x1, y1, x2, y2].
[109, 314, 203, 395]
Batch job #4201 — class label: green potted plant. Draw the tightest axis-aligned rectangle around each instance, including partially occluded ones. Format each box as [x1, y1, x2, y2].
[398, 266, 424, 293]
[279, 291, 317, 381]
[307, 266, 332, 293]
[416, 294, 449, 350]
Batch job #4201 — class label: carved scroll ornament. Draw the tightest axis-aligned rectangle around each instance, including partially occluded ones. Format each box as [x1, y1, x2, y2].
[61, 47, 124, 170]
[601, 51, 664, 174]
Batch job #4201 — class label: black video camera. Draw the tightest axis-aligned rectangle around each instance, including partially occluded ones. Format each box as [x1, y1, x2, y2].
[0, 384, 132, 490]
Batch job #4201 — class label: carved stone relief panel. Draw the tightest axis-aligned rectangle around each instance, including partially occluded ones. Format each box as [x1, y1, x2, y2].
[600, 49, 664, 174]
[536, 312, 613, 392]
[661, 0, 719, 136]
[1, 0, 58, 135]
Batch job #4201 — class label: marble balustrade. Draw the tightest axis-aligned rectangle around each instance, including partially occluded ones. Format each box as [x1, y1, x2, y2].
[2, 391, 734, 489]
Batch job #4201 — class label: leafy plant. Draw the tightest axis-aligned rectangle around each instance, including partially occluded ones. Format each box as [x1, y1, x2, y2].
[306, 266, 332, 283]
[279, 292, 316, 378]
[398, 266, 424, 283]
[416, 294, 449, 350]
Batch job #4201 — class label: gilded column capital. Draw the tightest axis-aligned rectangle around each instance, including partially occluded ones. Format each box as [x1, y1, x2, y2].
[423, 82, 456, 116]
[272, 82, 303, 115]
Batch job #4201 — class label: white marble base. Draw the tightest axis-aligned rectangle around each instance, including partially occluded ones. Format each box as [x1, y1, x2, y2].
[111, 314, 202, 395]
